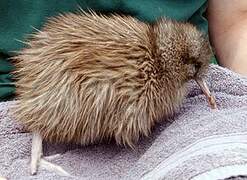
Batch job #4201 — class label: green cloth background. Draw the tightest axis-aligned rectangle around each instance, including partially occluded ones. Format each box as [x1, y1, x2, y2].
[0, 0, 216, 101]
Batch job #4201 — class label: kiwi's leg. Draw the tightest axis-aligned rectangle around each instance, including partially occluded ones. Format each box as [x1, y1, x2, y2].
[30, 132, 42, 175]
[30, 132, 71, 177]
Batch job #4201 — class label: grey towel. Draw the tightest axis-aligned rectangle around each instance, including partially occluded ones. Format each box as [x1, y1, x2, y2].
[0, 65, 247, 180]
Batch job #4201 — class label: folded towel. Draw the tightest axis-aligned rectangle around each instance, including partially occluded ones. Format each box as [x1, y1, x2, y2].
[0, 65, 246, 180]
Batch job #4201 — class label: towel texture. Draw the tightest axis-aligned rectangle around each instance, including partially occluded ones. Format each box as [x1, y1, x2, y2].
[0, 65, 246, 180]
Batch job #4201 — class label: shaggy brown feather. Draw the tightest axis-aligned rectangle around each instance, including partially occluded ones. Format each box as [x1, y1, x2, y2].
[11, 10, 212, 147]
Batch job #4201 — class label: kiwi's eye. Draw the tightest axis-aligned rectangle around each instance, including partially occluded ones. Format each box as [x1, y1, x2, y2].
[182, 55, 196, 64]
[185, 57, 201, 70]
[184, 58, 202, 78]
[195, 62, 201, 70]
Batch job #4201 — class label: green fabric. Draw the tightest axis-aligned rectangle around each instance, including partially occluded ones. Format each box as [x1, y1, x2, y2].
[0, 0, 216, 101]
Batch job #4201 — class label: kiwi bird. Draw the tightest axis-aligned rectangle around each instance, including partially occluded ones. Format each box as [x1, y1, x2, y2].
[11, 10, 217, 176]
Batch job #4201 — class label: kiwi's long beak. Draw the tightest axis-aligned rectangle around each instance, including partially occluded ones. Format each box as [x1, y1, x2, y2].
[195, 78, 217, 109]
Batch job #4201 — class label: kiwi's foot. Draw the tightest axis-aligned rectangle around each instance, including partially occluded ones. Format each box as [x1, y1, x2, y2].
[30, 132, 71, 177]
